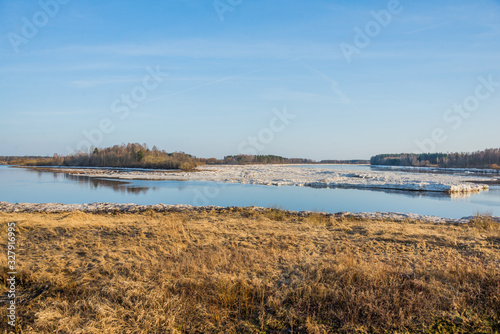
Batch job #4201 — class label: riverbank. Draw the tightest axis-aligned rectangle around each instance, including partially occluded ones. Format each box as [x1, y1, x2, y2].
[1, 207, 499, 333]
[1, 202, 500, 224]
[22, 164, 494, 194]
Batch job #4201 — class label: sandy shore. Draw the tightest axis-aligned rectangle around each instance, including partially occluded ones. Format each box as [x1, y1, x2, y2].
[28, 164, 493, 194]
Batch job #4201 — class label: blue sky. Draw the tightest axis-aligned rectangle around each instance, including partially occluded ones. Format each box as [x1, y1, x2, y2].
[1, 0, 499, 160]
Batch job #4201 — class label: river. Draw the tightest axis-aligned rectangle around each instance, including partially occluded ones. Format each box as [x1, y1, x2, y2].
[1, 165, 499, 218]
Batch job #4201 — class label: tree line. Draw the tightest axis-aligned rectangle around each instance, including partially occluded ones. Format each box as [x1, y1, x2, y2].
[370, 148, 500, 169]
[1, 143, 201, 171]
[0, 146, 316, 170]
[200, 155, 315, 165]
[320, 159, 369, 164]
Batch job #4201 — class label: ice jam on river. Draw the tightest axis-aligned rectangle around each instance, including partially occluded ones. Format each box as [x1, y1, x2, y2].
[34, 165, 493, 194]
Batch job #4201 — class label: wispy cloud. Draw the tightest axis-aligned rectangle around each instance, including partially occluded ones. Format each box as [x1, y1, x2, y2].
[69, 76, 146, 88]
[35, 40, 341, 61]
[404, 21, 454, 34]
[18, 110, 88, 117]
[261, 87, 350, 105]
[302, 64, 351, 104]
[144, 58, 304, 103]
[0, 62, 135, 74]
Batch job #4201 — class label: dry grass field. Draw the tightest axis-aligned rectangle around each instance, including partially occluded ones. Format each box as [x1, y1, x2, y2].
[1, 208, 499, 333]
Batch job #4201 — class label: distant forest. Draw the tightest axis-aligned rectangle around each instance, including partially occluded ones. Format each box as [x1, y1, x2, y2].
[9, 144, 499, 170]
[200, 156, 368, 165]
[0, 144, 369, 169]
[319, 159, 369, 165]
[370, 148, 500, 169]
[0, 144, 201, 171]
[200, 155, 315, 165]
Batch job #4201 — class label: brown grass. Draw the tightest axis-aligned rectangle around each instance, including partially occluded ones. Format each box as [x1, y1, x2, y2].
[0, 209, 499, 333]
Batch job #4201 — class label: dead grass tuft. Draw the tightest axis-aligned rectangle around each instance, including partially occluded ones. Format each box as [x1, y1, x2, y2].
[469, 213, 500, 231]
[303, 212, 332, 226]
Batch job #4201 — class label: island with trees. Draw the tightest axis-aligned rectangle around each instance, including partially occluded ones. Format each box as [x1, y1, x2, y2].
[0, 143, 367, 170]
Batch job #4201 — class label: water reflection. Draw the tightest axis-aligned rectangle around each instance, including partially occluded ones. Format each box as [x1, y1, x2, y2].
[64, 173, 155, 195]
[17, 167, 156, 194]
[353, 187, 478, 199]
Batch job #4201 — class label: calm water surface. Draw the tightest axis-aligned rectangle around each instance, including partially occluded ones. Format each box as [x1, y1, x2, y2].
[1, 165, 499, 218]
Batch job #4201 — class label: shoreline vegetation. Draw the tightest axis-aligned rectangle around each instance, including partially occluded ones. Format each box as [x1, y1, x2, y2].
[2, 144, 500, 172]
[0, 205, 499, 333]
